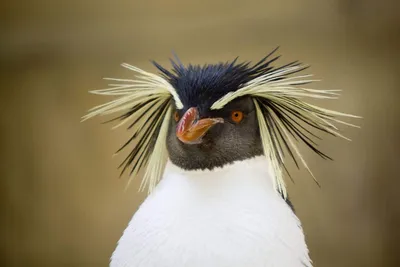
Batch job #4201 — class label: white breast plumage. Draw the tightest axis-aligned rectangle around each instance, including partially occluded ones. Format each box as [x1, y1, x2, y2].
[111, 157, 312, 267]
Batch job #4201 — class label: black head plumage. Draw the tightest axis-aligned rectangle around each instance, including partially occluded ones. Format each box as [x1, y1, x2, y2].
[152, 47, 285, 109]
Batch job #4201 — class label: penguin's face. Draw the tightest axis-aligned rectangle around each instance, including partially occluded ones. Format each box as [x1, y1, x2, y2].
[167, 96, 262, 170]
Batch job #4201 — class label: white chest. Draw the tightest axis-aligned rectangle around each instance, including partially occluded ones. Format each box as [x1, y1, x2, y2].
[111, 157, 312, 267]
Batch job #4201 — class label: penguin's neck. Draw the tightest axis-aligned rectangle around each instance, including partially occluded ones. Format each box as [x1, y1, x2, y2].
[111, 156, 312, 267]
[161, 155, 277, 199]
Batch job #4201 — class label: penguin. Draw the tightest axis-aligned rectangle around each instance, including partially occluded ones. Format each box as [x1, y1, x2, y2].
[83, 48, 359, 267]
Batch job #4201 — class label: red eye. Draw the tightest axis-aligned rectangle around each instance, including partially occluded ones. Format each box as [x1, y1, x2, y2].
[174, 111, 180, 122]
[231, 111, 244, 123]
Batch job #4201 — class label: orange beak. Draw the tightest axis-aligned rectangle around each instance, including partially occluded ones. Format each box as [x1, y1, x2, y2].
[176, 107, 224, 144]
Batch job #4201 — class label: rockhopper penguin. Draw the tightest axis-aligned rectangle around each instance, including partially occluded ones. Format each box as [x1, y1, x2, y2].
[82, 48, 359, 267]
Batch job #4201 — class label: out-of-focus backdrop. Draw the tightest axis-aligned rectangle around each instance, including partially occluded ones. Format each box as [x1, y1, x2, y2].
[1, 0, 399, 266]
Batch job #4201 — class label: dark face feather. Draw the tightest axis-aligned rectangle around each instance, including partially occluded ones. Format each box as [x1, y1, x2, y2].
[167, 96, 263, 170]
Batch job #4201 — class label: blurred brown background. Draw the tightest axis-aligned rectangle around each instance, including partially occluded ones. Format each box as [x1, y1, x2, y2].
[1, 0, 399, 266]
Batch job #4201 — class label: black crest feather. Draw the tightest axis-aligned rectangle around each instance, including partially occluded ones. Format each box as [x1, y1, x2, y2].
[152, 47, 303, 109]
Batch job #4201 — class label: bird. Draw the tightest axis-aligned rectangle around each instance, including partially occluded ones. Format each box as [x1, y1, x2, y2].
[82, 48, 359, 267]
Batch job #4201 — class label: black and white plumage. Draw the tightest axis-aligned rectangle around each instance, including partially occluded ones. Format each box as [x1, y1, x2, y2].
[83, 48, 359, 267]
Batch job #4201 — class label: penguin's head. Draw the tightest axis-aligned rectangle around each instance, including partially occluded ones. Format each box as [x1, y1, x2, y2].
[157, 62, 264, 170]
[84, 48, 358, 195]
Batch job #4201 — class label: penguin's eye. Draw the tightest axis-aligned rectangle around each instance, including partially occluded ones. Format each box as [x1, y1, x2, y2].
[174, 111, 180, 122]
[231, 111, 244, 123]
